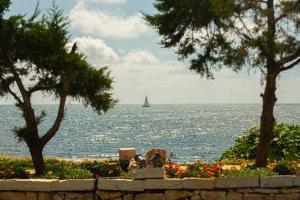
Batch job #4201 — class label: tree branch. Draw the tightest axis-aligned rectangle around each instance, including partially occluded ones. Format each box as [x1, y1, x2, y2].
[280, 57, 300, 72]
[40, 90, 68, 147]
[0, 76, 23, 104]
[40, 43, 77, 147]
[6, 56, 30, 105]
[278, 49, 300, 66]
[28, 85, 56, 95]
[276, 13, 288, 23]
[6, 56, 39, 141]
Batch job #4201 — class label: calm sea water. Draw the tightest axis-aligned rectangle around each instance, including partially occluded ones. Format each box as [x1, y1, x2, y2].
[0, 104, 299, 161]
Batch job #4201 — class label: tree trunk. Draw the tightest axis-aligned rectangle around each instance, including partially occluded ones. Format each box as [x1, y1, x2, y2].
[255, 71, 278, 168]
[29, 144, 46, 176]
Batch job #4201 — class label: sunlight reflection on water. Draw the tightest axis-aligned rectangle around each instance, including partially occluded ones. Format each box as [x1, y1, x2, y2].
[0, 104, 299, 161]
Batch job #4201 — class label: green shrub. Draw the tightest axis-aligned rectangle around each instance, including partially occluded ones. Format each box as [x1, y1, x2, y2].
[221, 124, 300, 161]
[45, 164, 92, 179]
[44, 159, 93, 179]
[80, 159, 122, 177]
[272, 160, 297, 175]
[0, 156, 33, 179]
[223, 168, 277, 177]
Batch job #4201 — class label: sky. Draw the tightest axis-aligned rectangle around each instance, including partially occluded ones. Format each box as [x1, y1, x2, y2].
[1, 0, 300, 104]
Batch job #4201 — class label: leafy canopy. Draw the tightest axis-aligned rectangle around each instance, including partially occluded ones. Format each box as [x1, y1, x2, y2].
[144, 0, 300, 78]
[221, 124, 300, 161]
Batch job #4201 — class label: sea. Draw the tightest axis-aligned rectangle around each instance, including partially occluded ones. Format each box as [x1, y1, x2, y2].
[0, 104, 299, 162]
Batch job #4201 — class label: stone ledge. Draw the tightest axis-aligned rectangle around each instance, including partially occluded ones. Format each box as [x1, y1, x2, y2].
[52, 179, 94, 191]
[0, 179, 54, 191]
[132, 168, 165, 180]
[260, 176, 295, 188]
[293, 176, 300, 187]
[182, 178, 214, 190]
[0, 176, 299, 192]
[215, 176, 259, 188]
[98, 179, 144, 191]
[145, 179, 182, 189]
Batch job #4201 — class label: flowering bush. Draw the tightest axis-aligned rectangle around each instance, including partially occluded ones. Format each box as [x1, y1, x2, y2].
[0, 156, 32, 179]
[164, 163, 188, 178]
[1, 156, 299, 179]
[164, 160, 221, 178]
[267, 160, 300, 175]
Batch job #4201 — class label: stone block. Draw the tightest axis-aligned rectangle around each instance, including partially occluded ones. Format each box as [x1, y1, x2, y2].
[123, 194, 134, 200]
[215, 176, 259, 188]
[52, 179, 94, 191]
[96, 191, 122, 200]
[26, 192, 37, 200]
[193, 190, 200, 195]
[145, 179, 182, 189]
[132, 168, 165, 180]
[135, 193, 165, 200]
[201, 191, 226, 200]
[0, 179, 53, 191]
[182, 178, 214, 190]
[0, 192, 26, 200]
[251, 188, 279, 194]
[243, 194, 273, 200]
[165, 190, 192, 200]
[52, 192, 65, 200]
[98, 179, 144, 191]
[190, 195, 201, 200]
[37, 192, 51, 200]
[275, 193, 300, 200]
[280, 188, 300, 193]
[82, 193, 94, 200]
[260, 176, 294, 188]
[234, 189, 253, 194]
[225, 192, 242, 200]
[293, 176, 300, 186]
[65, 192, 83, 200]
[119, 148, 136, 161]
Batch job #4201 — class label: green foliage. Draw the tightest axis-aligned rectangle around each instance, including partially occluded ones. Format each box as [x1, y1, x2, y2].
[221, 124, 300, 161]
[1, 155, 299, 179]
[119, 160, 130, 173]
[45, 160, 92, 179]
[0, 0, 10, 17]
[145, 0, 300, 78]
[0, 1, 116, 174]
[80, 159, 122, 177]
[272, 160, 297, 175]
[0, 156, 33, 179]
[222, 168, 277, 177]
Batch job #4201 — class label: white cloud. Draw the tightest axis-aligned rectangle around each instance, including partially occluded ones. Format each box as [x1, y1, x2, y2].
[84, 0, 127, 4]
[123, 50, 159, 64]
[69, 36, 119, 67]
[69, 2, 149, 38]
[2, 45, 299, 105]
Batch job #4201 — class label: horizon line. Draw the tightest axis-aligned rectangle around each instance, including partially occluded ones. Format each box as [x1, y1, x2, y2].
[0, 102, 300, 105]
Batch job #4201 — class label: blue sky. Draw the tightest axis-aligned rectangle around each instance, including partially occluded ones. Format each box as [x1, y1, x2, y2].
[2, 0, 300, 104]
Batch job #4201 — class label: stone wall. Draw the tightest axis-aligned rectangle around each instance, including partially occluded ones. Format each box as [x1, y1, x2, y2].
[0, 176, 300, 200]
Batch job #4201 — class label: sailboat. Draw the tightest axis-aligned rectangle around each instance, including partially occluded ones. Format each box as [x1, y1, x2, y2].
[142, 96, 150, 107]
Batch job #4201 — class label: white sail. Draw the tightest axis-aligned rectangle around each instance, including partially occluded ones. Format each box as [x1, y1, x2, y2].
[143, 96, 150, 107]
